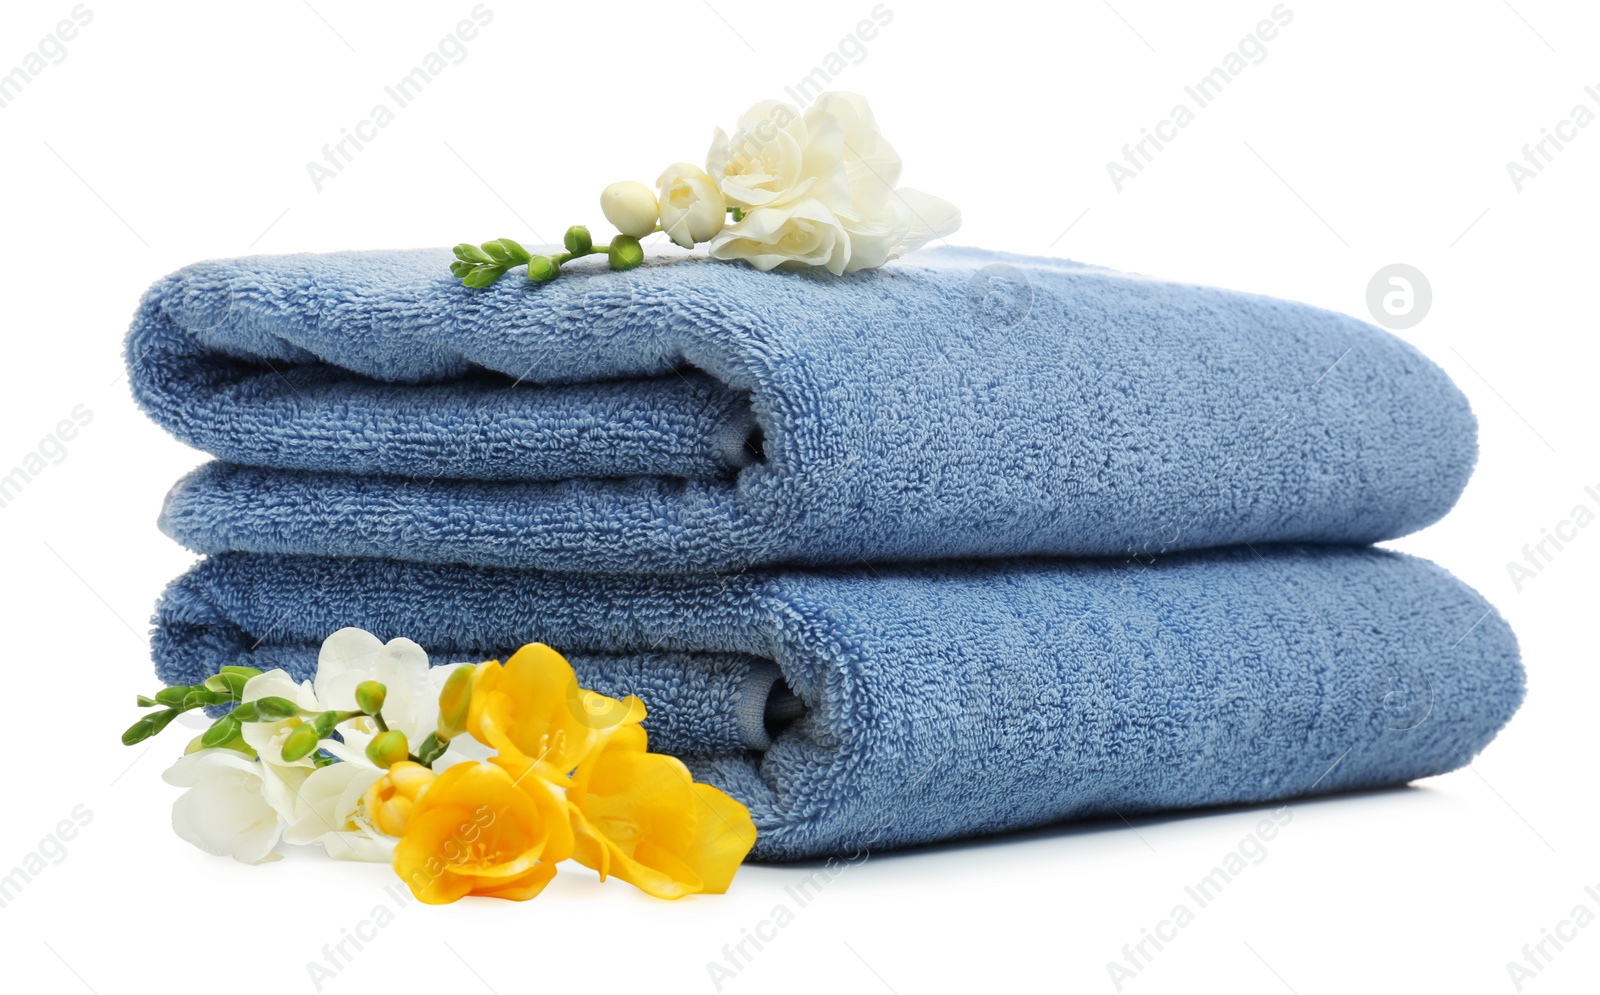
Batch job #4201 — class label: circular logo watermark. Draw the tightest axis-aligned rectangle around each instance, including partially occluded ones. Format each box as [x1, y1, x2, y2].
[176, 708, 213, 730]
[169, 278, 243, 333]
[1370, 666, 1433, 732]
[1365, 264, 1431, 330]
[565, 676, 641, 729]
[567, 259, 640, 329]
[967, 263, 1033, 329]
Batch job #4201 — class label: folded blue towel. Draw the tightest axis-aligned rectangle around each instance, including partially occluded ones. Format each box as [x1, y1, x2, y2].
[130, 247, 1477, 574]
[150, 545, 1522, 860]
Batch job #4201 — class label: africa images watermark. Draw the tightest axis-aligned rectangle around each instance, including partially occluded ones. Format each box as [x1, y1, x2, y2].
[705, 845, 873, 991]
[0, 5, 94, 112]
[0, 405, 94, 511]
[1105, 4, 1295, 192]
[305, 5, 495, 192]
[1503, 882, 1600, 991]
[1504, 480, 1600, 593]
[303, 803, 496, 990]
[778, 4, 894, 110]
[0, 805, 94, 911]
[1505, 83, 1600, 193]
[1105, 805, 1294, 990]
[718, 4, 894, 175]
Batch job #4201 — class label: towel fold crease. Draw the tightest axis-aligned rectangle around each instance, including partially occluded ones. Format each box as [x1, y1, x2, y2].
[127, 246, 1478, 573]
[151, 545, 1523, 860]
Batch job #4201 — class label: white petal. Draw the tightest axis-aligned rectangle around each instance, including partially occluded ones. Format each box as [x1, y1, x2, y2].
[889, 188, 962, 249]
[257, 757, 314, 819]
[319, 831, 396, 863]
[324, 720, 377, 764]
[242, 669, 313, 706]
[162, 748, 257, 787]
[371, 639, 436, 741]
[314, 627, 385, 706]
[166, 755, 284, 864]
[282, 762, 383, 845]
[241, 718, 318, 768]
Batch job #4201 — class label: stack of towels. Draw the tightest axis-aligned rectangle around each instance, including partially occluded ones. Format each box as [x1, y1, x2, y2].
[126, 246, 1524, 860]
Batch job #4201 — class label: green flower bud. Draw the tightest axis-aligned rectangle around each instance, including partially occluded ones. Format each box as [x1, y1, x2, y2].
[279, 722, 322, 763]
[608, 235, 644, 271]
[204, 671, 251, 698]
[366, 729, 410, 768]
[181, 688, 223, 710]
[219, 665, 264, 679]
[136, 695, 159, 708]
[122, 708, 178, 746]
[462, 265, 507, 288]
[414, 731, 446, 767]
[149, 708, 179, 736]
[436, 665, 474, 741]
[230, 701, 258, 722]
[253, 696, 301, 720]
[154, 686, 191, 706]
[453, 242, 494, 264]
[564, 225, 593, 255]
[482, 238, 530, 265]
[312, 711, 340, 738]
[121, 715, 159, 746]
[190, 729, 254, 756]
[527, 254, 560, 282]
[200, 713, 242, 749]
[355, 680, 387, 715]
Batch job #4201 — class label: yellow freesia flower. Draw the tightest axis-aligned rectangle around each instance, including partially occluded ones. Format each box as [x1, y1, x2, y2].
[362, 760, 437, 837]
[467, 643, 645, 777]
[568, 723, 757, 900]
[392, 761, 572, 904]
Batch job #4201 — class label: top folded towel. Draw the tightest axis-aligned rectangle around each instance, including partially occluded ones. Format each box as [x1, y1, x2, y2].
[129, 246, 1476, 574]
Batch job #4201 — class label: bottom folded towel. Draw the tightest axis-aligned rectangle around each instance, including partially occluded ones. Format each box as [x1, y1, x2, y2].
[150, 546, 1523, 860]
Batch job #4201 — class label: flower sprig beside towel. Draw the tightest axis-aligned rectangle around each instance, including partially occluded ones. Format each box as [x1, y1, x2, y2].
[450, 92, 961, 287]
[124, 628, 756, 903]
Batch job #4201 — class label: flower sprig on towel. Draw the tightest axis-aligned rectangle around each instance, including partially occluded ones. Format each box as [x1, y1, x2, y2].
[124, 629, 756, 903]
[450, 91, 960, 287]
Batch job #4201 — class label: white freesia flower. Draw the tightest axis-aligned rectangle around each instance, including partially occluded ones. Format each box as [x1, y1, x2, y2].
[705, 92, 960, 274]
[281, 759, 391, 862]
[707, 198, 851, 274]
[163, 748, 305, 864]
[239, 668, 324, 768]
[705, 99, 817, 209]
[657, 162, 726, 248]
[599, 180, 659, 238]
[314, 627, 489, 770]
[164, 632, 497, 865]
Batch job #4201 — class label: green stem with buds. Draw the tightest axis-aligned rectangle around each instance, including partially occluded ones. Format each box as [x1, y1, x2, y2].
[122, 666, 265, 746]
[450, 226, 645, 289]
[125, 669, 430, 771]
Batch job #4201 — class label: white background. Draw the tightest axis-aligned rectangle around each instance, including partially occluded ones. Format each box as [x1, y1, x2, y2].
[1, 1, 1596, 992]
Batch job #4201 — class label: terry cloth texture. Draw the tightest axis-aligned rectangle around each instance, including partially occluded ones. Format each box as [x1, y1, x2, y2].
[150, 545, 1523, 861]
[128, 246, 1478, 574]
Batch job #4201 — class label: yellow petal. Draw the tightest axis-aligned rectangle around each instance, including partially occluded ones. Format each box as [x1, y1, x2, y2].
[363, 761, 436, 836]
[472, 861, 558, 902]
[682, 783, 758, 894]
[566, 722, 755, 900]
[392, 761, 570, 904]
